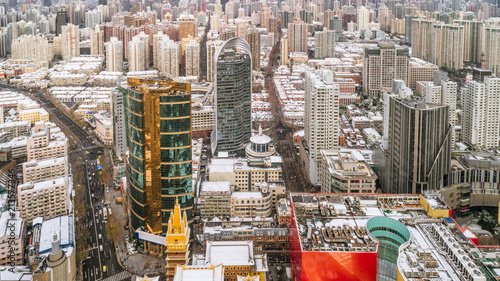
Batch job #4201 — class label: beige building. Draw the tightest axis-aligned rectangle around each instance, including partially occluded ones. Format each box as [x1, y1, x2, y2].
[18, 177, 68, 223]
[431, 23, 464, 70]
[19, 108, 49, 123]
[94, 112, 113, 145]
[11, 35, 53, 62]
[27, 123, 68, 161]
[362, 42, 410, 97]
[319, 150, 377, 194]
[200, 181, 232, 219]
[208, 156, 283, 192]
[192, 104, 214, 133]
[23, 156, 67, 184]
[0, 211, 24, 266]
[90, 27, 104, 55]
[207, 40, 223, 82]
[158, 36, 180, 77]
[185, 39, 200, 78]
[61, 24, 80, 58]
[408, 58, 439, 90]
[128, 35, 147, 72]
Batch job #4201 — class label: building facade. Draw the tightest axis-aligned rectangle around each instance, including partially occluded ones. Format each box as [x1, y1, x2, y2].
[105, 37, 123, 72]
[211, 38, 252, 156]
[126, 78, 193, 234]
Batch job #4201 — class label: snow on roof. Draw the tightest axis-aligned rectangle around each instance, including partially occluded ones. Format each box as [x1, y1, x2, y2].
[173, 265, 224, 281]
[205, 241, 255, 266]
[201, 182, 231, 193]
[135, 230, 166, 245]
[39, 215, 74, 254]
[232, 192, 263, 199]
[0, 211, 22, 238]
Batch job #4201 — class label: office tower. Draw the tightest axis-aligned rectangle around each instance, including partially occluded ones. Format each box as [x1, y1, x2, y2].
[85, 10, 102, 28]
[90, 27, 104, 55]
[357, 6, 369, 31]
[404, 15, 418, 45]
[61, 23, 80, 58]
[314, 27, 335, 59]
[245, 29, 260, 71]
[304, 70, 340, 185]
[463, 77, 500, 149]
[362, 42, 410, 97]
[431, 24, 464, 70]
[454, 20, 483, 64]
[126, 78, 193, 234]
[206, 40, 223, 82]
[105, 37, 123, 72]
[330, 16, 342, 41]
[55, 10, 68, 36]
[112, 88, 127, 157]
[128, 36, 146, 72]
[185, 39, 200, 78]
[484, 26, 500, 77]
[280, 36, 289, 66]
[179, 15, 196, 40]
[472, 68, 493, 82]
[211, 38, 252, 156]
[288, 20, 307, 53]
[386, 96, 451, 194]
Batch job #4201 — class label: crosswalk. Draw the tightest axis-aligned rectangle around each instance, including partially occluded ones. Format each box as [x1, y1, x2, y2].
[102, 271, 132, 281]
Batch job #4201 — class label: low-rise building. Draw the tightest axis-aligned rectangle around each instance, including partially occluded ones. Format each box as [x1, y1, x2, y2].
[199, 182, 232, 219]
[22, 157, 67, 184]
[19, 108, 49, 123]
[192, 105, 215, 134]
[18, 177, 68, 223]
[231, 182, 285, 218]
[192, 241, 268, 281]
[0, 121, 31, 140]
[27, 123, 68, 161]
[208, 156, 283, 192]
[319, 150, 377, 193]
[94, 112, 113, 145]
[0, 211, 24, 266]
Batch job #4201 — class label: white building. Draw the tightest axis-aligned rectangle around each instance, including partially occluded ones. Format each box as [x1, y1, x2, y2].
[60, 24, 80, 58]
[463, 77, 500, 149]
[94, 111, 113, 145]
[105, 37, 123, 72]
[112, 88, 127, 156]
[128, 36, 146, 72]
[314, 28, 335, 59]
[356, 6, 370, 31]
[158, 37, 180, 77]
[304, 70, 340, 184]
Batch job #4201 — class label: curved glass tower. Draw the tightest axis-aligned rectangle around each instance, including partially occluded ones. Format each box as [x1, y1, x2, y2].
[367, 217, 410, 281]
[211, 37, 252, 157]
[127, 78, 193, 235]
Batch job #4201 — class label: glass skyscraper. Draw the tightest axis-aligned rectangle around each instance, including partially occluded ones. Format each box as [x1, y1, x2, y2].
[126, 78, 193, 235]
[211, 37, 252, 157]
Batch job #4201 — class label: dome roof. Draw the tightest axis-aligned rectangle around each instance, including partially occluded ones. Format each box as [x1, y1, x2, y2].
[250, 125, 271, 144]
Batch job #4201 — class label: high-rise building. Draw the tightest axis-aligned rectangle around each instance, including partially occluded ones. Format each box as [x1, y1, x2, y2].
[85, 10, 103, 28]
[484, 26, 500, 77]
[128, 35, 146, 72]
[411, 19, 436, 63]
[386, 95, 451, 194]
[112, 88, 127, 157]
[454, 20, 483, 64]
[314, 27, 335, 59]
[431, 24, 464, 70]
[90, 27, 104, 55]
[245, 28, 260, 71]
[185, 39, 200, 78]
[304, 70, 340, 185]
[288, 20, 308, 53]
[105, 37, 123, 72]
[11, 35, 53, 62]
[207, 40, 223, 82]
[179, 15, 196, 40]
[211, 38, 252, 156]
[158, 37, 181, 77]
[280, 36, 289, 66]
[462, 77, 500, 149]
[357, 6, 369, 31]
[126, 78, 193, 234]
[362, 42, 410, 97]
[55, 10, 68, 36]
[61, 23, 80, 58]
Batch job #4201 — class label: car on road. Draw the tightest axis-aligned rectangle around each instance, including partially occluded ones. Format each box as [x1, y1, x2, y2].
[85, 151, 89, 154]
[98, 234, 102, 239]
[100, 245, 103, 251]
[103, 266, 106, 273]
